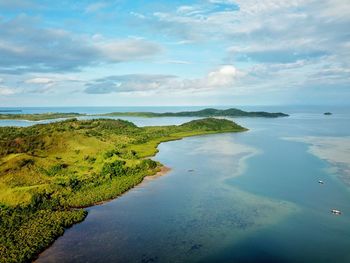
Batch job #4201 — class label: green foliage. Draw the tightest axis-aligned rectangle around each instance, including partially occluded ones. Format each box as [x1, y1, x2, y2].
[139, 159, 158, 170]
[83, 155, 96, 163]
[0, 117, 247, 262]
[0, 112, 84, 121]
[0, 206, 87, 263]
[179, 117, 247, 131]
[101, 160, 127, 178]
[17, 158, 35, 168]
[45, 163, 68, 176]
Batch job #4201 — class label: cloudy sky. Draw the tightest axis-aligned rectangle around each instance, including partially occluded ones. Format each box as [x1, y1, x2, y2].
[0, 0, 349, 106]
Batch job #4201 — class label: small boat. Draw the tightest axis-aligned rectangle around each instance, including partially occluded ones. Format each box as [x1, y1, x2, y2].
[318, 180, 324, 184]
[188, 169, 194, 172]
[331, 209, 341, 215]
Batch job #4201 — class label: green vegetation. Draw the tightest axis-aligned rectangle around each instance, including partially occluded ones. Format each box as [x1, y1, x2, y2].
[102, 108, 289, 118]
[0, 112, 84, 121]
[0, 108, 288, 122]
[0, 117, 246, 262]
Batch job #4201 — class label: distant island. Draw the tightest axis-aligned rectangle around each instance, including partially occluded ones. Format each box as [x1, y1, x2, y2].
[103, 108, 289, 118]
[0, 110, 22, 113]
[0, 112, 85, 121]
[0, 108, 289, 121]
[0, 118, 246, 262]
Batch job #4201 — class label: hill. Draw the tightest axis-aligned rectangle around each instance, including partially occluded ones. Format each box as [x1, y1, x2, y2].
[0, 118, 246, 262]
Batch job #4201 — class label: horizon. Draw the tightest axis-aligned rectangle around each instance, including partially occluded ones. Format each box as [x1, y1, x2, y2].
[0, 0, 349, 107]
[1, 2, 350, 259]
[1, 104, 349, 108]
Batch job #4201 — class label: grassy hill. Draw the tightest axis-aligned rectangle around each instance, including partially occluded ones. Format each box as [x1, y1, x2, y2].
[0, 118, 246, 262]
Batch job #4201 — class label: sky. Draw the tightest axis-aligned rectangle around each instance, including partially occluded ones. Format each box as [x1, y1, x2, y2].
[0, 0, 349, 106]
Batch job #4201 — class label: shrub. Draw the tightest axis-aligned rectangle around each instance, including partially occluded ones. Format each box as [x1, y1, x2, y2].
[101, 160, 127, 179]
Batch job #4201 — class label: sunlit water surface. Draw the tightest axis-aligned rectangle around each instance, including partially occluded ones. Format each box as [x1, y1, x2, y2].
[1, 106, 350, 262]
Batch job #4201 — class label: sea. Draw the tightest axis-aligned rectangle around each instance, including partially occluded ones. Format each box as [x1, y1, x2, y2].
[1, 105, 350, 263]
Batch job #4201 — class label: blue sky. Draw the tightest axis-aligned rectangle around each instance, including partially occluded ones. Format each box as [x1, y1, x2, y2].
[0, 0, 349, 106]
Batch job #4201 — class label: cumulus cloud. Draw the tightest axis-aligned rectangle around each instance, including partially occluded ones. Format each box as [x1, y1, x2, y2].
[0, 16, 162, 74]
[133, 1, 349, 63]
[1, 0, 349, 104]
[85, 74, 178, 94]
[84, 65, 243, 94]
[128, 0, 350, 94]
[207, 65, 242, 86]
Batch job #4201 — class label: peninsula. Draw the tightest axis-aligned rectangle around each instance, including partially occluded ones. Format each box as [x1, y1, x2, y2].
[0, 108, 288, 121]
[0, 112, 85, 121]
[0, 117, 246, 262]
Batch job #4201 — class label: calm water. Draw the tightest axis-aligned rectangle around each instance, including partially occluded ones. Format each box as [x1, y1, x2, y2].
[2, 106, 350, 262]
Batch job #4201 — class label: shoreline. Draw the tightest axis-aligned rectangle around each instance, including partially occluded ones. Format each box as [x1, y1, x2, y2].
[2, 118, 246, 263]
[34, 165, 171, 262]
[83, 165, 172, 208]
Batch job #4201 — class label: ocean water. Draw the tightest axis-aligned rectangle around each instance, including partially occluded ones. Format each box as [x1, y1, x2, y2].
[1, 106, 350, 262]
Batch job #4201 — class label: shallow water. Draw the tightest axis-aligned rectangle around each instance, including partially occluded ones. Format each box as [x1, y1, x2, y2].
[2, 106, 350, 262]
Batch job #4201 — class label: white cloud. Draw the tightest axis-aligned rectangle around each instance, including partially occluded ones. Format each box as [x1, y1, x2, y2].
[84, 65, 244, 94]
[97, 39, 162, 62]
[129, 0, 350, 96]
[207, 65, 242, 86]
[0, 86, 17, 95]
[0, 16, 162, 74]
[25, 77, 54, 84]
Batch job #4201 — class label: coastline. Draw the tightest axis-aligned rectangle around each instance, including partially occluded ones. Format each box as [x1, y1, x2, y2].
[82, 165, 172, 208]
[33, 165, 171, 263]
[1, 118, 247, 263]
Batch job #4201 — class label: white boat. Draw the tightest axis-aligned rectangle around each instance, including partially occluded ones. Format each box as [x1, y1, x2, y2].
[318, 180, 324, 184]
[331, 209, 341, 215]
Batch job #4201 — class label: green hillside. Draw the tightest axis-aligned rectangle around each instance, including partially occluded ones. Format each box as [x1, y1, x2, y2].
[0, 118, 246, 262]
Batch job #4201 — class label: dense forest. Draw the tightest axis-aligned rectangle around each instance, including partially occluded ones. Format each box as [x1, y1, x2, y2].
[0, 117, 246, 262]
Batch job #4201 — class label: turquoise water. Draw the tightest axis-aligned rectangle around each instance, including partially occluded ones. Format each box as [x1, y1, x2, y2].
[2, 106, 350, 262]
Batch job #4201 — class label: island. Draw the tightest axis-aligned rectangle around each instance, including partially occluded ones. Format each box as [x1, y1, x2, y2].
[0, 117, 247, 262]
[0, 110, 22, 113]
[100, 108, 289, 118]
[0, 108, 289, 121]
[0, 112, 86, 121]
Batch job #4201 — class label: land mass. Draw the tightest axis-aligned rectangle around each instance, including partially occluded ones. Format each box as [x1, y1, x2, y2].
[0, 108, 288, 121]
[0, 112, 85, 121]
[103, 108, 289, 118]
[0, 117, 247, 262]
